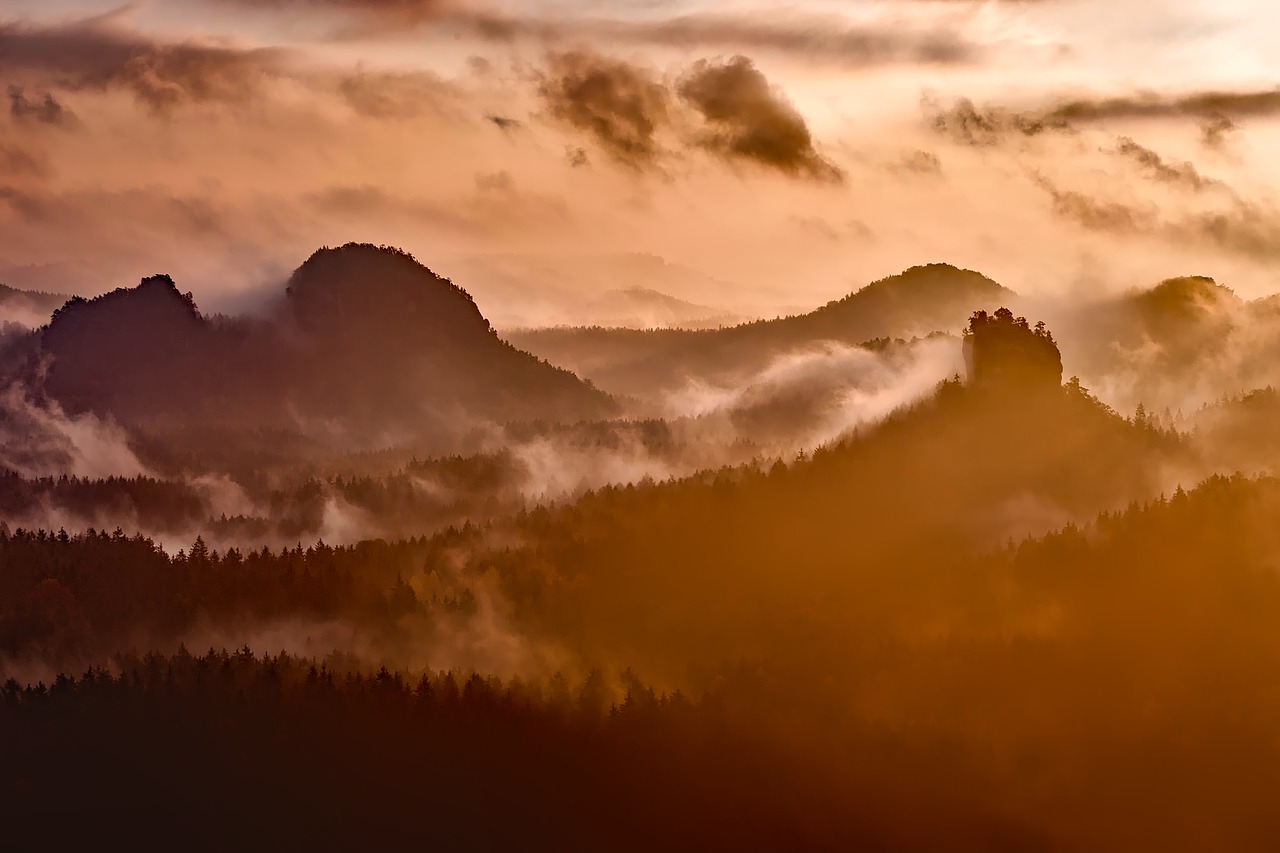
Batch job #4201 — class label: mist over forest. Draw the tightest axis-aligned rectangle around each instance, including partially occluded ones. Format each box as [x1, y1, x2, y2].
[6, 0, 1280, 849]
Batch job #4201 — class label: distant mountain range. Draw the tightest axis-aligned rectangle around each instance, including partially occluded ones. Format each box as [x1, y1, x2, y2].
[508, 263, 1013, 398]
[440, 251, 771, 329]
[10, 243, 1280, 467]
[579, 287, 743, 330]
[0, 282, 71, 329]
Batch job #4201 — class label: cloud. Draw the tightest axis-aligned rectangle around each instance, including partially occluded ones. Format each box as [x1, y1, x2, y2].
[485, 114, 522, 132]
[537, 51, 669, 167]
[0, 146, 50, 181]
[896, 149, 943, 176]
[1113, 138, 1216, 191]
[928, 88, 1280, 146]
[0, 13, 288, 114]
[0, 381, 150, 479]
[1035, 177, 1154, 234]
[925, 96, 1057, 146]
[336, 67, 457, 119]
[214, 0, 449, 21]
[1045, 89, 1280, 124]
[537, 51, 842, 181]
[568, 12, 977, 67]
[305, 185, 479, 234]
[8, 86, 72, 126]
[1200, 116, 1235, 149]
[209, 0, 979, 67]
[1034, 174, 1280, 263]
[677, 56, 843, 182]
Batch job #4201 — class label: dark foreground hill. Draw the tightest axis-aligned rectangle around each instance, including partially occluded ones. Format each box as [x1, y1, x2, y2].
[7, 389, 1278, 849]
[508, 263, 1014, 398]
[9, 244, 614, 452]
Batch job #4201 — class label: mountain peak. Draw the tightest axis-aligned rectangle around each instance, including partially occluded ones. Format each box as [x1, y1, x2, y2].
[285, 243, 490, 341]
[49, 273, 201, 332]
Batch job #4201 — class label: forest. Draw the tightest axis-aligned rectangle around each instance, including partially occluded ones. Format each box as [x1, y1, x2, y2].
[6, 248, 1280, 849]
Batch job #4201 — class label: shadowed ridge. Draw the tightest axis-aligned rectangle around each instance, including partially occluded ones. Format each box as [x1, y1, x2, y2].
[39, 274, 209, 418]
[48, 274, 202, 332]
[508, 262, 1019, 398]
[14, 245, 615, 445]
[284, 243, 492, 345]
[1129, 274, 1240, 332]
[795, 262, 1014, 339]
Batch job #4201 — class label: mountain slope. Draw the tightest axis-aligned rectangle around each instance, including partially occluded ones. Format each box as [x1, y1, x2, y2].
[0, 282, 73, 328]
[15, 244, 615, 450]
[508, 263, 1015, 399]
[1059, 274, 1280, 413]
[580, 287, 741, 329]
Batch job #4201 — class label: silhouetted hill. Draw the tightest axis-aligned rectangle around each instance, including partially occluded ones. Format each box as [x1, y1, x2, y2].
[285, 244, 493, 343]
[13, 244, 614, 451]
[41, 276, 210, 419]
[964, 307, 1062, 391]
[508, 263, 1015, 399]
[452, 371, 1182, 682]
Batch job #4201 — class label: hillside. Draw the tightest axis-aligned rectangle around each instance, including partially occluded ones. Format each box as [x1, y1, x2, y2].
[12, 244, 615, 454]
[0, 282, 73, 329]
[1058, 274, 1280, 413]
[581, 287, 741, 329]
[508, 263, 1015, 400]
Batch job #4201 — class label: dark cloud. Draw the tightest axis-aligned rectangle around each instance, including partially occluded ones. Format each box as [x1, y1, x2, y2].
[1200, 116, 1236, 149]
[566, 146, 589, 168]
[1035, 176, 1154, 234]
[1113, 138, 1216, 191]
[576, 13, 975, 67]
[925, 96, 1058, 146]
[897, 149, 943, 175]
[486, 114, 522, 132]
[0, 14, 287, 114]
[928, 88, 1280, 146]
[8, 86, 72, 126]
[0, 146, 49, 181]
[678, 56, 842, 182]
[1186, 205, 1280, 262]
[537, 52, 669, 167]
[1034, 174, 1280, 263]
[210, 0, 450, 24]
[209, 0, 977, 67]
[337, 68, 455, 119]
[1045, 89, 1280, 124]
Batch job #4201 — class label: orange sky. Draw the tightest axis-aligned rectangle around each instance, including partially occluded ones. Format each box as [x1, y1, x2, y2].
[1, 0, 1279, 322]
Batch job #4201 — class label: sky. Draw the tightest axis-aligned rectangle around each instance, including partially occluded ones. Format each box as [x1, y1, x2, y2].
[2, 0, 1279, 322]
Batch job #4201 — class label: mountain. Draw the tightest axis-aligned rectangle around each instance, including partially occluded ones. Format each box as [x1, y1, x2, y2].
[0, 282, 72, 328]
[440, 251, 774, 329]
[11, 244, 615, 454]
[508, 263, 1015, 400]
[441, 350, 1181, 679]
[1058, 274, 1280, 414]
[579, 287, 742, 329]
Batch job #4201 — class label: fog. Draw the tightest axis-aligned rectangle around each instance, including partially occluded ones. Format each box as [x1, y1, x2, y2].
[9, 3, 1280, 846]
